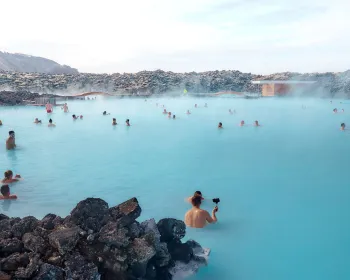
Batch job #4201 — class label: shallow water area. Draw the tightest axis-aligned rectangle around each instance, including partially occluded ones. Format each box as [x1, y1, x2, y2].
[0, 97, 350, 280]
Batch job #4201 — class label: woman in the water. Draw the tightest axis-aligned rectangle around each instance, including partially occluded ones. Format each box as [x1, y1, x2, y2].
[340, 123, 346, 131]
[2, 170, 21, 184]
[240, 120, 245, 126]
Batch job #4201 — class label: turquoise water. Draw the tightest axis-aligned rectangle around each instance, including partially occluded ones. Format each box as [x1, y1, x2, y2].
[1, 97, 350, 280]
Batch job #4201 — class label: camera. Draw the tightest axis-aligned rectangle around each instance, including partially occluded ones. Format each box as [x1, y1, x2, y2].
[212, 198, 220, 204]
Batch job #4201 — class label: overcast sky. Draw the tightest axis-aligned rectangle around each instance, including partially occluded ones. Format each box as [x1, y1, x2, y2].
[1, 0, 349, 74]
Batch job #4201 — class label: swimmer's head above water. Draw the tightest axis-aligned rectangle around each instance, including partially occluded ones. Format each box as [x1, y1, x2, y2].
[173, 115, 176, 119]
[1, 185, 10, 196]
[254, 120, 260, 126]
[126, 119, 130, 126]
[240, 120, 245, 126]
[9, 131, 15, 138]
[4, 170, 13, 180]
[49, 119, 53, 123]
[218, 122, 223, 128]
[341, 123, 346, 130]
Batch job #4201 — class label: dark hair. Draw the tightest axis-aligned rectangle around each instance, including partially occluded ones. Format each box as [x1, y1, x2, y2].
[194, 191, 202, 196]
[219, 122, 222, 126]
[173, 115, 176, 118]
[341, 123, 345, 126]
[72, 114, 76, 118]
[126, 119, 129, 122]
[49, 119, 52, 123]
[1, 185, 10, 196]
[191, 196, 202, 207]
[9, 131, 14, 135]
[113, 118, 116, 121]
[4, 170, 13, 179]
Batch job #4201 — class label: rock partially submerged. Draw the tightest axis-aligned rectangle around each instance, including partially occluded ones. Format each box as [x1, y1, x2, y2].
[0, 198, 206, 279]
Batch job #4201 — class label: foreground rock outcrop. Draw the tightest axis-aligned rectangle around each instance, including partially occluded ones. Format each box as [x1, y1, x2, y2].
[0, 198, 206, 280]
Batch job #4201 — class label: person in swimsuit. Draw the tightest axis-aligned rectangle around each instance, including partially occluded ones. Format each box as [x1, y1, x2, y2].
[80, 115, 83, 119]
[72, 114, 78, 120]
[186, 191, 204, 203]
[34, 118, 42, 124]
[48, 119, 56, 127]
[163, 109, 167, 114]
[218, 122, 223, 128]
[62, 103, 69, 113]
[103, 111, 110, 115]
[173, 115, 176, 119]
[112, 118, 117, 125]
[254, 120, 260, 126]
[6, 131, 16, 150]
[126, 119, 130, 126]
[185, 196, 218, 228]
[0, 185, 17, 200]
[2, 170, 21, 184]
[240, 120, 245, 126]
[187, 110, 191, 115]
[46, 102, 53, 113]
[333, 108, 338, 113]
[0, 120, 2, 126]
[340, 123, 346, 131]
[168, 112, 172, 118]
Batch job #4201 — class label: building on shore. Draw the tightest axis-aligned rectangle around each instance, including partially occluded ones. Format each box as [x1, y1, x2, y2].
[252, 80, 316, 97]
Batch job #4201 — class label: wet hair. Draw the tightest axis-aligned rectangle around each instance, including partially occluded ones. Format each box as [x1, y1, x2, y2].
[341, 123, 345, 127]
[103, 111, 107, 115]
[126, 119, 130, 122]
[4, 170, 13, 179]
[72, 114, 76, 118]
[113, 118, 116, 121]
[49, 119, 53, 123]
[1, 185, 10, 196]
[173, 115, 176, 119]
[194, 191, 202, 196]
[9, 131, 14, 135]
[191, 196, 202, 207]
[219, 122, 222, 126]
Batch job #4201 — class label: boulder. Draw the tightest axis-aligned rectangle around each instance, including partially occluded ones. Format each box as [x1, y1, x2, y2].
[0, 219, 12, 239]
[155, 242, 171, 267]
[39, 214, 63, 230]
[0, 252, 29, 271]
[11, 216, 39, 239]
[167, 239, 193, 263]
[0, 271, 11, 280]
[64, 252, 100, 280]
[69, 198, 109, 232]
[0, 214, 9, 221]
[127, 222, 142, 239]
[22, 233, 46, 253]
[33, 263, 64, 280]
[127, 237, 156, 278]
[48, 226, 81, 255]
[109, 197, 141, 226]
[0, 238, 23, 255]
[14, 253, 40, 279]
[157, 219, 186, 242]
[98, 222, 130, 247]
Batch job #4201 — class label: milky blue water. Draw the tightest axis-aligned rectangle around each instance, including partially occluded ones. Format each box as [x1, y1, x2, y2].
[0, 97, 350, 280]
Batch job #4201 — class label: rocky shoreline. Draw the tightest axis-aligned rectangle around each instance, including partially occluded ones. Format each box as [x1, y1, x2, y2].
[0, 198, 206, 280]
[0, 70, 349, 99]
[0, 91, 59, 106]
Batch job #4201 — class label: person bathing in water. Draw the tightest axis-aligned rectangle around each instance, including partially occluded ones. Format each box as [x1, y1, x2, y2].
[34, 118, 42, 124]
[340, 123, 346, 131]
[62, 103, 69, 113]
[103, 111, 110, 115]
[126, 119, 130, 126]
[112, 118, 117, 125]
[72, 114, 78, 120]
[254, 120, 260, 126]
[2, 170, 21, 184]
[168, 112, 172, 118]
[185, 196, 218, 228]
[46, 102, 53, 113]
[173, 115, 176, 119]
[163, 109, 167, 114]
[48, 119, 56, 127]
[187, 110, 191, 115]
[218, 122, 223, 128]
[0, 185, 17, 200]
[240, 120, 245, 126]
[6, 131, 16, 150]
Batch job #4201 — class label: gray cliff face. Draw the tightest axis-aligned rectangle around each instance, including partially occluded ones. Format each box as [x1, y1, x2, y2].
[0, 52, 78, 75]
[0, 69, 350, 98]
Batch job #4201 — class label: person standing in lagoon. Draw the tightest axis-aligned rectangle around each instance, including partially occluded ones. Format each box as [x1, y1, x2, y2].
[126, 119, 130, 126]
[48, 119, 56, 127]
[2, 170, 21, 184]
[62, 103, 69, 113]
[112, 118, 117, 125]
[46, 102, 53, 113]
[185, 196, 218, 228]
[6, 131, 16, 150]
[0, 185, 17, 200]
[340, 123, 346, 131]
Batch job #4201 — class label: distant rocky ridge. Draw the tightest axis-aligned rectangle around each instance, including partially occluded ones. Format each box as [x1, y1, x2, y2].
[0, 197, 206, 280]
[0, 52, 78, 75]
[0, 69, 350, 98]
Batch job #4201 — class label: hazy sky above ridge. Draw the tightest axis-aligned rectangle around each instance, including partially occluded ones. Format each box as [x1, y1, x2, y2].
[1, 0, 349, 74]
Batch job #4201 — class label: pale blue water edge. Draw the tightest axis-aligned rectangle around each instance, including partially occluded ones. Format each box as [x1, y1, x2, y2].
[1, 97, 350, 280]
